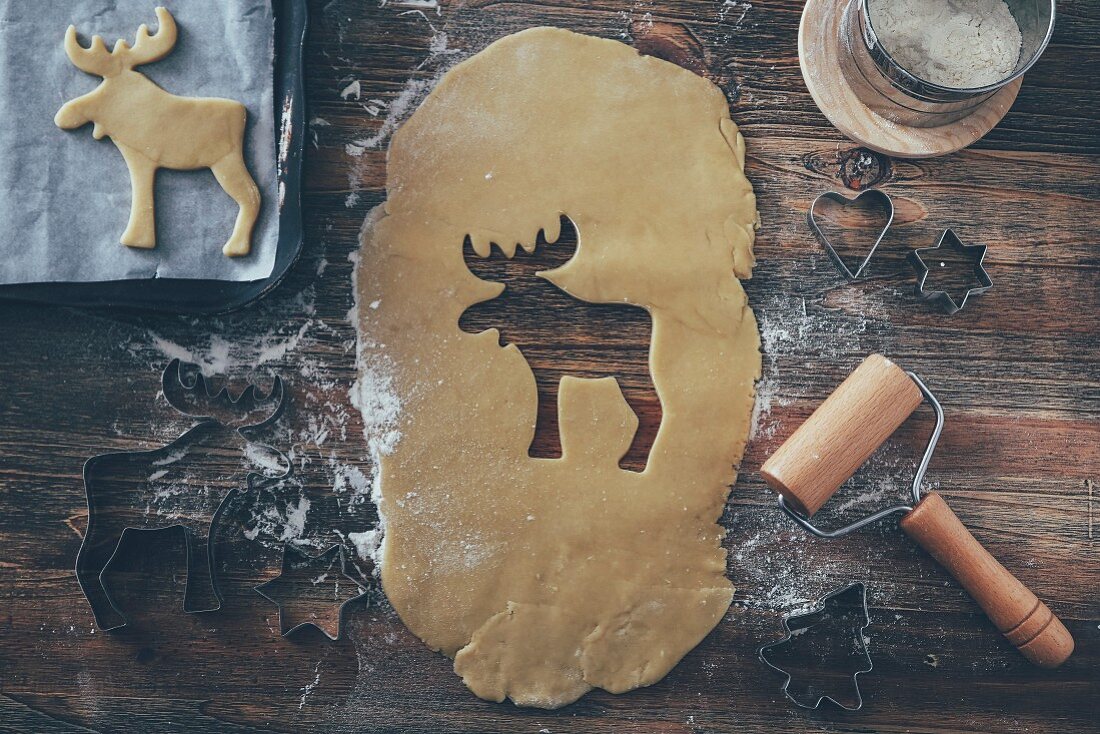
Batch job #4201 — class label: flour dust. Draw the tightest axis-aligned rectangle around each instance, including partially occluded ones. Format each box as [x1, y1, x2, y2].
[109, 215, 389, 579]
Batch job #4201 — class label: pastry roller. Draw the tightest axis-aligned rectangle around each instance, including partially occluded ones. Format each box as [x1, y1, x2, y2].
[760, 354, 1074, 668]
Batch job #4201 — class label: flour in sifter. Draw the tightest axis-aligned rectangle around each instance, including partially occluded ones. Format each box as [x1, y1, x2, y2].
[868, 0, 1022, 88]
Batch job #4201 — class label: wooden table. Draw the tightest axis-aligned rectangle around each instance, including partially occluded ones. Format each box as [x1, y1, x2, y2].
[2, 0, 1098, 731]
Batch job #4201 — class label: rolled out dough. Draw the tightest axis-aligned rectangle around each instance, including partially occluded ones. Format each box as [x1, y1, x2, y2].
[355, 27, 760, 708]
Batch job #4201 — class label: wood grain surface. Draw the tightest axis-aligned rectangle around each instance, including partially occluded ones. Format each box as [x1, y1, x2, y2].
[1, 0, 1098, 732]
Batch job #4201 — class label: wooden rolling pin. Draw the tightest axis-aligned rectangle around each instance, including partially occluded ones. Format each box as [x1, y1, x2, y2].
[760, 354, 1074, 668]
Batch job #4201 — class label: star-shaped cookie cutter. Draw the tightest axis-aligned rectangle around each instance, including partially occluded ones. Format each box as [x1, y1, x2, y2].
[908, 229, 993, 314]
[255, 544, 368, 640]
[758, 582, 873, 711]
[809, 189, 895, 279]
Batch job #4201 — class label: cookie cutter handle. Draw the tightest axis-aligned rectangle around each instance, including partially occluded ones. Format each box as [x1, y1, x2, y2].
[761, 354, 923, 517]
[899, 492, 1075, 668]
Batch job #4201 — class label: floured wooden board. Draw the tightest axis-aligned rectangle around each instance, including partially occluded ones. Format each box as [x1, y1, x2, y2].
[4, 0, 1098, 731]
[355, 27, 760, 707]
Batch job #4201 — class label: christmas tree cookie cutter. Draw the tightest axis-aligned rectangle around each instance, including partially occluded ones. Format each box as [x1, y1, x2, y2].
[758, 581, 874, 711]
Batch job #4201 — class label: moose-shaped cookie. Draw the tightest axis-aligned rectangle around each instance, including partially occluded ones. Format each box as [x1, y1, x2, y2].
[55, 7, 260, 256]
[77, 360, 288, 631]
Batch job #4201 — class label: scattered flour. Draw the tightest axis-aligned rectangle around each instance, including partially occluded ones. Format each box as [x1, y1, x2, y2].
[243, 495, 312, 543]
[713, 0, 755, 46]
[345, 77, 438, 157]
[730, 529, 844, 614]
[151, 447, 190, 467]
[350, 360, 403, 459]
[333, 463, 373, 507]
[112, 238, 385, 561]
[299, 662, 322, 710]
[143, 316, 313, 378]
[243, 443, 293, 477]
[149, 334, 233, 376]
[749, 292, 873, 441]
[309, 116, 331, 150]
[340, 80, 362, 100]
[342, 31, 461, 155]
[749, 374, 786, 441]
[343, 26, 464, 208]
[740, 262, 902, 613]
[348, 529, 383, 564]
[719, 0, 752, 26]
[349, 219, 406, 575]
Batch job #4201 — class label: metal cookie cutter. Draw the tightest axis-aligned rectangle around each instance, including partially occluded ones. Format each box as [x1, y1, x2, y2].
[908, 229, 993, 314]
[77, 360, 289, 631]
[809, 189, 895, 279]
[255, 544, 368, 640]
[759, 582, 873, 711]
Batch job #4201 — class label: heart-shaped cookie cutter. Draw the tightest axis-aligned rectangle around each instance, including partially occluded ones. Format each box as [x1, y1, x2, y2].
[809, 189, 894, 279]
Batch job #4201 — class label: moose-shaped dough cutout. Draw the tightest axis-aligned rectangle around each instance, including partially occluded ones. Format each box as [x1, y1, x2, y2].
[55, 7, 260, 257]
[459, 216, 659, 471]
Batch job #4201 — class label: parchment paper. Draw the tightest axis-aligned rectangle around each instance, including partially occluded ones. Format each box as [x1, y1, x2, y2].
[0, 0, 278, 284]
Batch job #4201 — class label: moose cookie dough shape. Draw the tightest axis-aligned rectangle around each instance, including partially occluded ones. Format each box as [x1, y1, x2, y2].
[55, 7, 260, 257]
[356, 28, 761, 708]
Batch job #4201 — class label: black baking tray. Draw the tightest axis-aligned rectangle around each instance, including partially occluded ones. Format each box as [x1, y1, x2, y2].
[0, 0, 308, 314]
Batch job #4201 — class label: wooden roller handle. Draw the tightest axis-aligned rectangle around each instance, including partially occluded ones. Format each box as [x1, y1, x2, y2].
[900, 492, 1075, 668]
[761, 354, 923, 516]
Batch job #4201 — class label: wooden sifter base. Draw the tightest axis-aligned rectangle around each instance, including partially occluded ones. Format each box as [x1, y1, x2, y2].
[799, 0, 1022, 158]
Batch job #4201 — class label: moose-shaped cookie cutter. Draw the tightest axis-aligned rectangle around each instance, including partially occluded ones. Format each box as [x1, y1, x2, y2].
[55, 7, 261, 257]
[76, 359, 289, 631]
